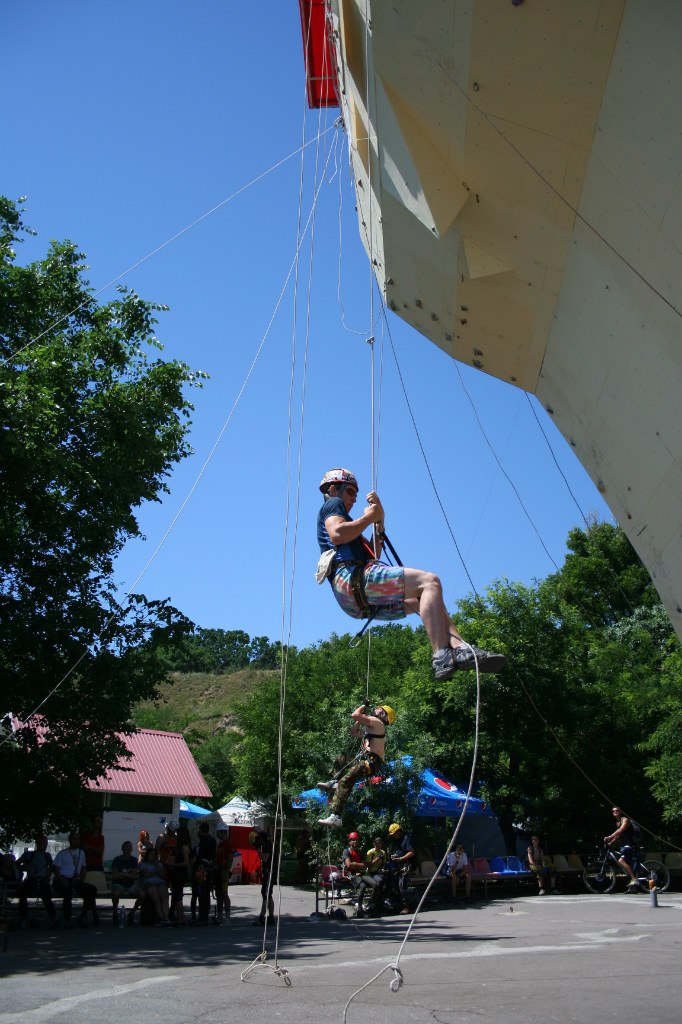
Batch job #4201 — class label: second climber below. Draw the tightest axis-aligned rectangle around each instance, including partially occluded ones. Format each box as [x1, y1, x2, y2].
[316, 468, 507, 680]
[317, 703, 394, 828]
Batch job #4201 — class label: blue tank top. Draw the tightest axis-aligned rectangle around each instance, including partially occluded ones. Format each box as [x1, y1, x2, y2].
[317, 496, 371, 563]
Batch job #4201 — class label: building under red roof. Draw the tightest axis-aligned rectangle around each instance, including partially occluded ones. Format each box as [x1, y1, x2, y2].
[86, 728, 211, 799]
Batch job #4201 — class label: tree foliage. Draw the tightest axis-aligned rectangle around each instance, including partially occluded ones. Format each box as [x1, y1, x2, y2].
[0, 197, 201, 839]
[157, 626, 281, 673]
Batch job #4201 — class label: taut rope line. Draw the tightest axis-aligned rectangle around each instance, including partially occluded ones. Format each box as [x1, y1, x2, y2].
[2, 126, 338, 369]
[242, 1, 336, 985]
[8, 127, 341, 738]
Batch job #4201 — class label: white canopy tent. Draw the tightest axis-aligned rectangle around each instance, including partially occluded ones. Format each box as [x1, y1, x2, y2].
[216, 796, 272, 830]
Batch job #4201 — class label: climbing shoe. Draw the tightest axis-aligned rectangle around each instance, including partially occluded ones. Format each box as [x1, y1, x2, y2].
[318, 813, 343, 828]
[452, 645, 507, 673]
[432, 647, 457, 680]
[433, 645, 507, 679]
[316, 780, 338, 792]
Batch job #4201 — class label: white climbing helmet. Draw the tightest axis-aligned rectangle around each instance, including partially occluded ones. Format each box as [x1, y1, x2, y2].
[319, 468, 358, 493]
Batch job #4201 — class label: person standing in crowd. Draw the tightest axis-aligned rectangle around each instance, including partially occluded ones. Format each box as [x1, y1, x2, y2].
[527, 835, 559, 895]
[191, 821, 217, 926]
[155, 820, 177, 882]
[446, 842, 473, 901]
[170, 824, 193, 926]
[250, 829, 278, 926]
[294, 829, 311, 884]
[16, 834, 57, 927]
[80, 814, 105, 874]
[137, 829, 153, 862]
[384, 823, 414, 915]
[52, 832, 98, 927]
[0, 853, 20, 892]
[110, 841, 143, 926]
[214, 824, 233, 923]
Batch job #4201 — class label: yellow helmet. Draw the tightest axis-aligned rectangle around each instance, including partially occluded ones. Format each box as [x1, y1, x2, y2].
[388, 822, 402, 836]
[379, 705, 395, 725]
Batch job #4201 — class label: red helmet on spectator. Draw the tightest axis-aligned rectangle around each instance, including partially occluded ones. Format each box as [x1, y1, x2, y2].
[348, 831, 359, 841]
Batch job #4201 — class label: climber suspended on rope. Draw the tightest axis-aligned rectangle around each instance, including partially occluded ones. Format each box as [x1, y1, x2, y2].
[315, 468, 507, 680]
[317, 703, 395, 828]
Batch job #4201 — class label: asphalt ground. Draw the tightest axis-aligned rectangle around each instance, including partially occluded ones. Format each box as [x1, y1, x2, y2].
[1, 884, 681, 1024]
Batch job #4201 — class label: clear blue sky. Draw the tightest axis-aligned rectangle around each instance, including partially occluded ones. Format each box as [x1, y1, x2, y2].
[4, 2, 611, 651]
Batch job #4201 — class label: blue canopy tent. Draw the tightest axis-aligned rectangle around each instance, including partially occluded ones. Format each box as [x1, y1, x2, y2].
[413, 767, 494, 819]
[179, 799, 212, 819]
[292, 761, 505, 858]
[292, 762, 493, 818]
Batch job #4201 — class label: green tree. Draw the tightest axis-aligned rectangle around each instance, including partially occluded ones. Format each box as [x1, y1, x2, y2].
[157, 627, 282, 673]
[0, 197, 201, 839]
[191, 732, 240, 810]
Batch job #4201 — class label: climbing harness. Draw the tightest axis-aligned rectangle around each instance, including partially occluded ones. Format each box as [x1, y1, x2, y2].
[347, 528, 404, 647]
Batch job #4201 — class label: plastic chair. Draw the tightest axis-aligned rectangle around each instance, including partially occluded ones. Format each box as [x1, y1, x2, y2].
[489, 856, 511, 874]
[551, 854, 575, 874]
[84, 870, 108, 893]
[320, 865, 350, 908]
[567, 854, 585, 872]
[506, 855, 529, 874]
[664, 852, 682, 870]
[473, 857, 493, 876]
[419, 860, 438, 879]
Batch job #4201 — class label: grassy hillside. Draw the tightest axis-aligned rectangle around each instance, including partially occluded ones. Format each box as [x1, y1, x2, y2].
[132, 667, 274, 742]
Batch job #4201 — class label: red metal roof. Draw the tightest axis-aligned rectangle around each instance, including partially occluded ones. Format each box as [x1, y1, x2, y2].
[299, 0, 339, 109]
[86, 728, 212, 798]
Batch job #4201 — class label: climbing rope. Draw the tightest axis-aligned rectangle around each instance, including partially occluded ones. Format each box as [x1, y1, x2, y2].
[242, 0, 337, 985]
[342, 647, 484, 1023]
[1, 126, 338, 370]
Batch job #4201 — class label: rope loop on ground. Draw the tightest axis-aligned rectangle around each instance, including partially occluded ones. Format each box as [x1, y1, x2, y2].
[240, 951, 292, 987]
[388, 965, 403, 993]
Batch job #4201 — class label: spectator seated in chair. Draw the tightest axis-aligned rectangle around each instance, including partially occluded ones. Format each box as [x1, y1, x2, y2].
[15, 836, 57, 928]
[110, 841, 143, 926]
[52, 832, 98, 927]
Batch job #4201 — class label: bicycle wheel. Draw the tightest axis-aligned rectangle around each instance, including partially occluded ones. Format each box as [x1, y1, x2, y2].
[583, 861, 617, 894]
[638, 859, 670, 893]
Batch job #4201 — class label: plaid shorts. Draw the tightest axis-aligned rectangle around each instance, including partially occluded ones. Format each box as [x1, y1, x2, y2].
[331, 561, 405, 620]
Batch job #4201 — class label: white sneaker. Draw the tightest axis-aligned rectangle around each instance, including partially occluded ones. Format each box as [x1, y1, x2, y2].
[538, 889, 546, 895]
[318, 813, 343, 828]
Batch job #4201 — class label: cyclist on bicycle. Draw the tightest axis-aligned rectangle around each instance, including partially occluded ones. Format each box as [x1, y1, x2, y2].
[604, 806, 642, 892]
